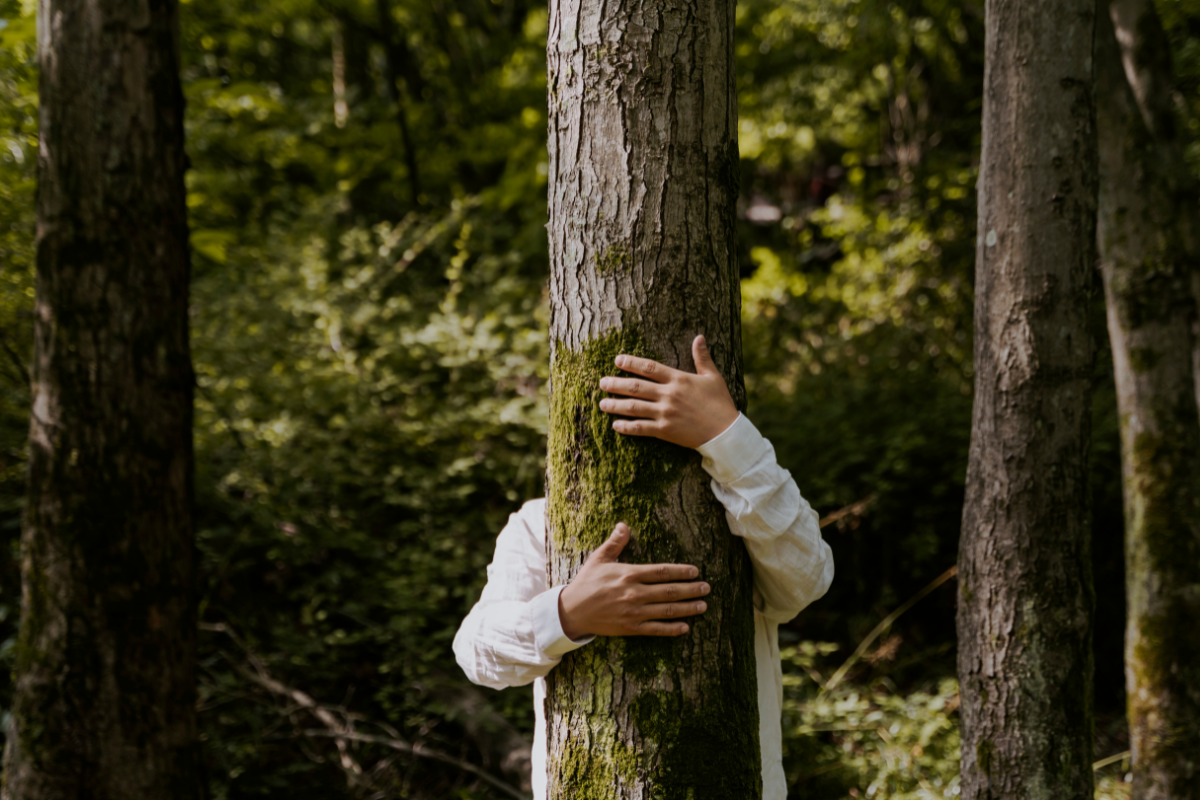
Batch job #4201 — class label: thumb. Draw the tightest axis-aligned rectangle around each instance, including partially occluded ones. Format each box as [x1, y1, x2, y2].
[693, 335, 717, 375]
[589, 522, 630, 564]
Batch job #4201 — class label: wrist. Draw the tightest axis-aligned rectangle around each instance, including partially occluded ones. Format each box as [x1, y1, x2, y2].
[558, 584, 589, 641]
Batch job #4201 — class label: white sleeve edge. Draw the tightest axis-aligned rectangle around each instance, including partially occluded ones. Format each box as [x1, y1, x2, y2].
[531, 585, 595, 657]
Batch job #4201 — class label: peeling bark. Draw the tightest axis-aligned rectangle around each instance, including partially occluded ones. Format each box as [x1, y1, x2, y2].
[1, 0, 198, 797]
[955, 1, 1098, 799]
[1096, 2, 1200, 797]
[543, 0, 760, 797]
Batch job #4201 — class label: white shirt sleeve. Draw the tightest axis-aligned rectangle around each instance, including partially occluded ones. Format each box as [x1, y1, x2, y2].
[453, 499, 594, 690]
[696, 413, 835, 624]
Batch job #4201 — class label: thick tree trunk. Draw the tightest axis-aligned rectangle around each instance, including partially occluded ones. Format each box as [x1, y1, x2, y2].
[955, 2, 1098, 799]
[543, 0, 760, 797]
[1096, 3, 1200, 797]
[2, 0, 198, 797]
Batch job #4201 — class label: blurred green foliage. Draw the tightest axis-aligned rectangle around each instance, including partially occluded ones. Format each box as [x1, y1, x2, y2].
[2, 0, 1199, 796]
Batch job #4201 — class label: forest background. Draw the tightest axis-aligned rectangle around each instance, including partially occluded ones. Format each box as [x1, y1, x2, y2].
[1, 0, 1197, 797]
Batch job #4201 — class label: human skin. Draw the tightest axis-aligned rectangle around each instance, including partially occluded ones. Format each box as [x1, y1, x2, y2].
[557, 335, 740, 641]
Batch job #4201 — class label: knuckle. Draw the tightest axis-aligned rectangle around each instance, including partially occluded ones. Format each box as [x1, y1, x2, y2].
[663, 604, 677, 617]
[656, 565, 669, 581]
[631, 380, 642, 394]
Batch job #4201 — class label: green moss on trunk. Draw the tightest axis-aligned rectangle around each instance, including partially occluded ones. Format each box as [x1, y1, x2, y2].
[547, 325, 692, 558]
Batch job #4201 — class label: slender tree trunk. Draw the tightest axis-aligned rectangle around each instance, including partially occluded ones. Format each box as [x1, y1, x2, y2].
[375, 0, 422, 204]
[1096, 3, 1200, 797]
[2, 0, 198, 797]
[955, 2, 1098, 799]
[543, 0, 759, 797]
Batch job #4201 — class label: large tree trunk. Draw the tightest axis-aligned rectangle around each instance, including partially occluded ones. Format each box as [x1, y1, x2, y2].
[543, 0, 760, 797]
[2, 0, 198, 797]
[1096, 3, 1200, 797]
[955, 1, 1098, 799]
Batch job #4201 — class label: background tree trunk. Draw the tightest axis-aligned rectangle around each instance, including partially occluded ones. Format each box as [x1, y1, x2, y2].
[1097, 2, 1200, 796]
[955, 1, 1098, 798]
[2, 0, 198, 797]
[543, 0, 760, 797]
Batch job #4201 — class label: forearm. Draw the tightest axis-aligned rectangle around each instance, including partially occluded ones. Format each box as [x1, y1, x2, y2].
[453, 586, 585, 689]
[719, 481, 834, 622]
[699, 414, 835, 623]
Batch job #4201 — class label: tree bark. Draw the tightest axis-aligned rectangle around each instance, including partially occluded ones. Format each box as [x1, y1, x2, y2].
[543, 0, 759, 797]
[1096, 3, 1200, 797]
[375, 0, 422, 204]
[2, 0, 198, 797]
[955, 1, 1098, 799]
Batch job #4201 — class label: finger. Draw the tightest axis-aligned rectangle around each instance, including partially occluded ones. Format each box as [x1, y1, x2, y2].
[599, 397, 659, 419]
[632, 620, 690, 637]
[692, 335, 718, 376]
[598, 376, 662, 400]
[626, 563, 700, 583]
[588, 522, 630, 564]
[614, 354, 677, 381]
[612, 418, 662, 437]
[639, 581, 711, 604]
[638, 600, 708, 620]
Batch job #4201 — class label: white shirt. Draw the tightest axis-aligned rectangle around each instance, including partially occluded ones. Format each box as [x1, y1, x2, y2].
[453, 414, 835, 800]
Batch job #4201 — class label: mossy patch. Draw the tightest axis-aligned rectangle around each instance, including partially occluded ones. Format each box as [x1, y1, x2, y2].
[547, 324, 693, 557]
[594, 243, 630, 276]
[630, 686, 762, 800]
[976, 740, 993, 776]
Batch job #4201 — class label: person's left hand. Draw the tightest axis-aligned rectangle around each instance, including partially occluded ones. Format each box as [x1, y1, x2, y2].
[598, 335, 739, 449]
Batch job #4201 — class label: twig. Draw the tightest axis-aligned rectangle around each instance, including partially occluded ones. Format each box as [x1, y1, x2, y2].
[299, 730, 528, 800]
[1093, 751, 1132, 771]
[819, 495, 877, 530]
[200, 621, 528, 799]
[0, 327, 30, 388]
[823, 565, 958, 692]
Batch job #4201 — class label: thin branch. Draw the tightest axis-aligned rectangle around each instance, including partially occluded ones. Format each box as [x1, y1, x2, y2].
[823, 564, 958, 692]
[1093, 751, 1132, 771]
[0, 327, 30, 388]
[299, 730, 528, 800]
[819, 494, 877, 530]
[200, 621, 528, 799]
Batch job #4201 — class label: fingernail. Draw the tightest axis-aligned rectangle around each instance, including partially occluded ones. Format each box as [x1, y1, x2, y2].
[599, 399, 610, 410]
[689, 567, 699, 578]
[599, 377, 609, 389]
[697, 602, 707, 612]
[700, 583, 710, 594]
[614, 356, 624, 367]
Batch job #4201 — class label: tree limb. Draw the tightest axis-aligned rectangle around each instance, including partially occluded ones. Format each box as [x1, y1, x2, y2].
[200, 622, 528, 799]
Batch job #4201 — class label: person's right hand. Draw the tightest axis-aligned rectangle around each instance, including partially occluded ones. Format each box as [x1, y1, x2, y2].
[557, 522, 710, 640]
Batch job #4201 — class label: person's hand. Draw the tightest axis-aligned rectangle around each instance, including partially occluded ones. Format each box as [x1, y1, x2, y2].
[558, 522, 710, 640]
[598, 334, 738, 449]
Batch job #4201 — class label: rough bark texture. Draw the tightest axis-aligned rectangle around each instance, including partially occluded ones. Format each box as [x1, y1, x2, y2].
[2, 0, 198, 797]
[543, 0, 760, 797]
[1097, 3, 1200, 797]
[955, 1, 1098, 799]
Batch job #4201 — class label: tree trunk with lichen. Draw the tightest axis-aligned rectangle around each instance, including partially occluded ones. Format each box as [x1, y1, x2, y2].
[1096, 2, 1200, 796]
[955, 1, 1098, 799]
[1, 0, 198, 797]
[543, 0, 760, 798]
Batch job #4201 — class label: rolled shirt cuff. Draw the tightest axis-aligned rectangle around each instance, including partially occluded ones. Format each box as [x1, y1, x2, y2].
[531, 585, 596, 657]
[696, 412, 771, 485]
